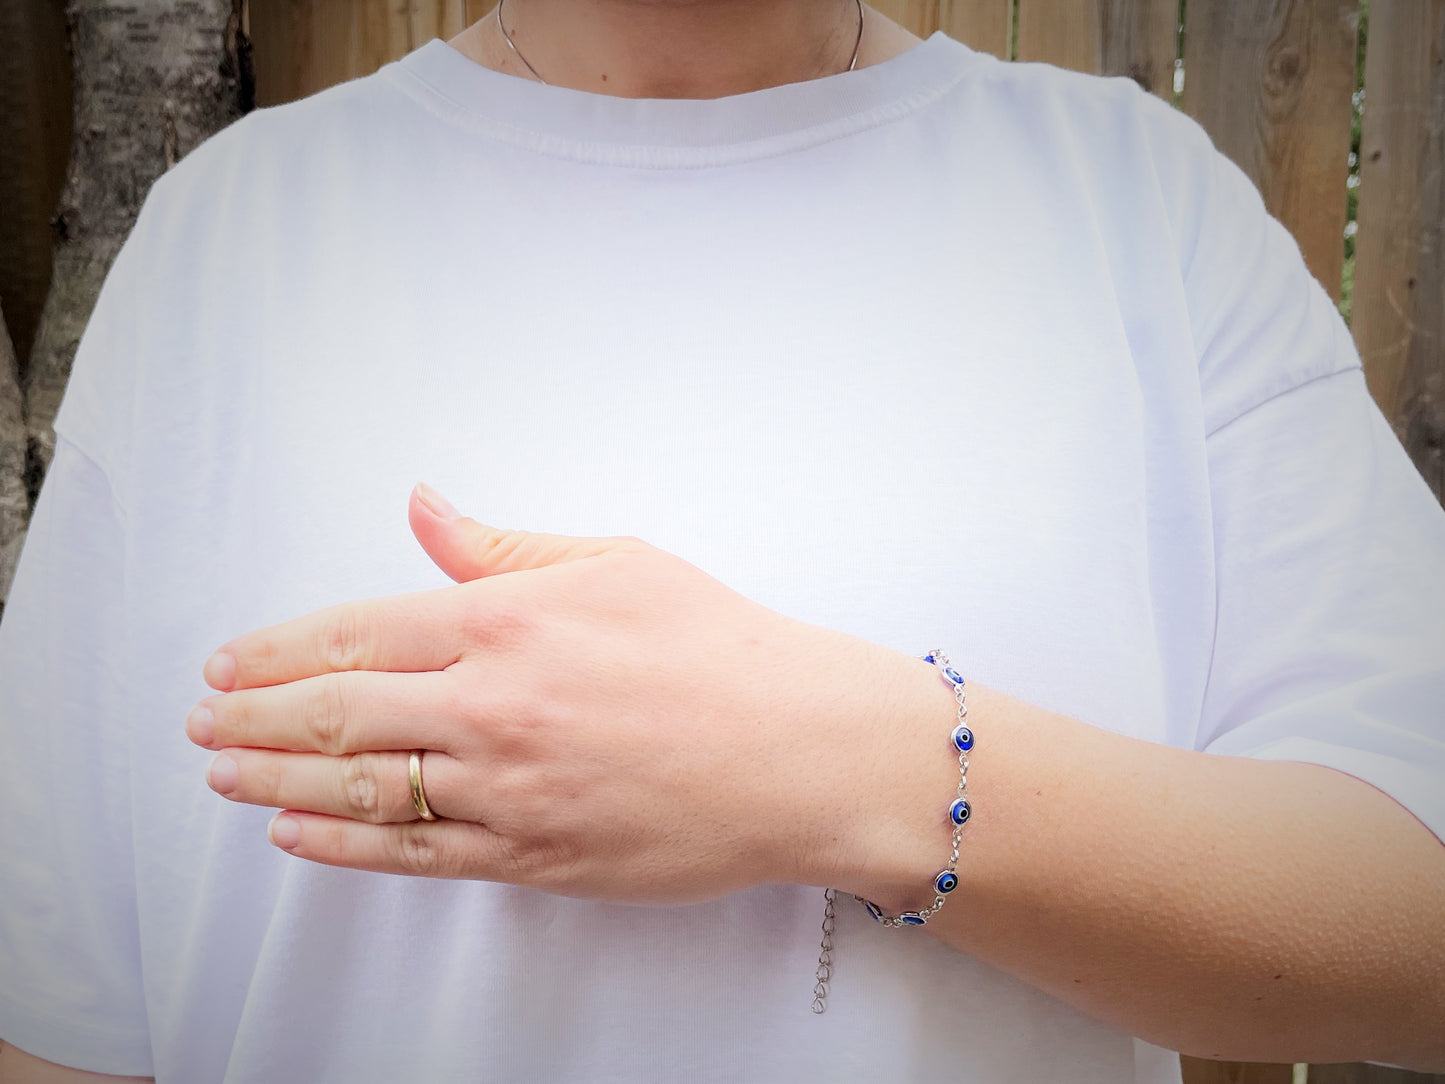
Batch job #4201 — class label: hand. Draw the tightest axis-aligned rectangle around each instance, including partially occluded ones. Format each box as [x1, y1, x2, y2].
[185, 484, 947, 905]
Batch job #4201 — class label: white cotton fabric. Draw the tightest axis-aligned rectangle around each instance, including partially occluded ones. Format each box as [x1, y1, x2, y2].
[1, 29, 1442, 1082]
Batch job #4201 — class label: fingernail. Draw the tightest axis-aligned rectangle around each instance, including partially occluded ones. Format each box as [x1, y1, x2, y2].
[204, 651, 236, 691]
[268, 813, 301, 849]
[186, 704, 214, 746]
[416, 482, 462, 521]
[207, 753, 238, 794]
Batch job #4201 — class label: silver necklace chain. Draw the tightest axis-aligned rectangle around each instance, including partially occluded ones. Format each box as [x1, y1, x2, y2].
[494, 0, 866, 87]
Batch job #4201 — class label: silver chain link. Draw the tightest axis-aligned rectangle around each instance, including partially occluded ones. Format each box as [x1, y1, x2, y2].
[811, 650, 971, 1013]
[810, 887, 837, 1013]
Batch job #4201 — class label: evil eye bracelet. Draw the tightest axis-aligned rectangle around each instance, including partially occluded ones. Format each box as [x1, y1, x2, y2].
[811, 649, 973, 1014]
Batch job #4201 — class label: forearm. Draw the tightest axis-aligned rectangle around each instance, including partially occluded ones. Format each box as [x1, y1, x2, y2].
[0, 1041, 153, 1083]
[824, 654, 1445, 1070]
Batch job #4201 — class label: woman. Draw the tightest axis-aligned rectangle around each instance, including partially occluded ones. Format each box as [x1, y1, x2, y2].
[1, 1, 1442, 1080]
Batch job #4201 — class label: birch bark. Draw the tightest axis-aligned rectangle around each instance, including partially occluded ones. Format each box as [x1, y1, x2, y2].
[0, 305, 25, 618]
[21, 0, 252, 497]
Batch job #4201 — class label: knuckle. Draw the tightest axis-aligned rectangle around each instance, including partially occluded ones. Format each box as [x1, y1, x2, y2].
[500, 833, 574, 889]
[458, 589, 533, 651]
[237, 634, 281, 684]
[482, 763, 533, 818]
[253, 755, 285, 801]
[486, 764, 567, 835]
[227, 751, 282, 804]
[341, 753, 384, 821]
[323, 820, 355, 865]
[436, 681, 494, 752]
[484, 695, 549, 757]
[322, 605, 368, 673]
[304, 673, 349, 754]
[477, 527, 529, 568]
[215, 694, 250, 745]
[435, 678, 478, 727]
[395, 822, 445, 876]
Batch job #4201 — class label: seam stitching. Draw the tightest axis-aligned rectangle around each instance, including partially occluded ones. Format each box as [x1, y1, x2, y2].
[1204, 365, 1362, 440]
[379, 58, 973, 171]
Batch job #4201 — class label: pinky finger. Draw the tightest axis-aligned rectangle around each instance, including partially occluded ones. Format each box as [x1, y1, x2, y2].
[268, 810, 507, 880]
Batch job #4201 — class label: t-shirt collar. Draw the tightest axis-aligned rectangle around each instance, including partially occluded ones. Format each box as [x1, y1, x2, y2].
[386, 30, 976, 166]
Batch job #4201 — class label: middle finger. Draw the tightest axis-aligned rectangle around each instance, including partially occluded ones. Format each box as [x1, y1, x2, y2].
[188, 668, 461, 755]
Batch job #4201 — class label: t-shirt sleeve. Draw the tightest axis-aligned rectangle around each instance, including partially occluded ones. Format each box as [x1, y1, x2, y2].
[1133, 90, 1445, 844]
[1197, 367, 1445, 844]
[0, 170, 169, 1072]
[49, 174, 161, 484]
[0, 434, 154, 1075]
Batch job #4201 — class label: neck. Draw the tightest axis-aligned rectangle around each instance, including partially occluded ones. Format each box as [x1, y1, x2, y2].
[447, 0, 916, 100]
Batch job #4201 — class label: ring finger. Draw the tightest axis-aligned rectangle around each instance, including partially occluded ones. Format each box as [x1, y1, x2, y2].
[207, 746, 470, 824]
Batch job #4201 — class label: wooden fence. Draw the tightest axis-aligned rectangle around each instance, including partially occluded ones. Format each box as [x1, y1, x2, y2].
[1, 1, 1441, 1081]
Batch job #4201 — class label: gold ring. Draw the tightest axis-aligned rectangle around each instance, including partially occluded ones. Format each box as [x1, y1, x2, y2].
[408, 749, 437, 821]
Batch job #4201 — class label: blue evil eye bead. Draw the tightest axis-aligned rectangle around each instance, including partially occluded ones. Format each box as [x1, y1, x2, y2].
[899, 912, 927, 926]
[949, 798, 971, 825]
[950, 724, 974, 752]
[934, 870, 959, 894]
[943, 666, 964, 686]
[864, 900, 885, 922]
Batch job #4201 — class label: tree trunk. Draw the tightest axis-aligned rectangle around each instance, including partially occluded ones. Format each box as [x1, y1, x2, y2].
[22, 0, 253, 498]
[0, 0, 72, 378]
[0, 304, 26, 617]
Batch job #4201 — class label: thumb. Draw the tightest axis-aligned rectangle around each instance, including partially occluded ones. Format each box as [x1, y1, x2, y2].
[409, 482, 640, 583]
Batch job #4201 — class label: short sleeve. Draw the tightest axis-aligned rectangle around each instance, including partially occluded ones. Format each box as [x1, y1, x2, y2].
[50, 168, 174, 487]
[0, 434, 154, 1075]
[1131, 84, 1362, 432]
[1127, 87, 1445, 843]
[1196, 365, 1445, 845]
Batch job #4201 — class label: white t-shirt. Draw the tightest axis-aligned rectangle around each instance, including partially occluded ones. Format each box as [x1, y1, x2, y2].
[2, 29, 1442, 1083]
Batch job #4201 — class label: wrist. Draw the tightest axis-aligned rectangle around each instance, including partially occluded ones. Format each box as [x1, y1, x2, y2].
[803, 643, 982, 1015]
[809, 643, 970, 911]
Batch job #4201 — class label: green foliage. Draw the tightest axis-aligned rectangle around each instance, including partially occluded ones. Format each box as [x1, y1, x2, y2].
[1175, 0, 1186, 109]
[1340, 0, 1368, 327]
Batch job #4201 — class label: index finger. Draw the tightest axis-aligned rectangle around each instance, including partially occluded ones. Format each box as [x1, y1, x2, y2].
[204, 584, 478, 691]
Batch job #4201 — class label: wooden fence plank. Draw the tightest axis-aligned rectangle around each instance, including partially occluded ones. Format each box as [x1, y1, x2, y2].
[1310, 1063, 1445, 1083]
[251, 0, 468, 106]
[938, 0, 1012, 59]
[252, 1, 968, 102]
[1350, 0, 1445, 501]
[1181, 0, 1359, 303]
[1180, 1059, 1295, 1084]
[1016, 0, 1178, 100]
[250, 1, 350, 107]
[867, 0, 941, 38]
